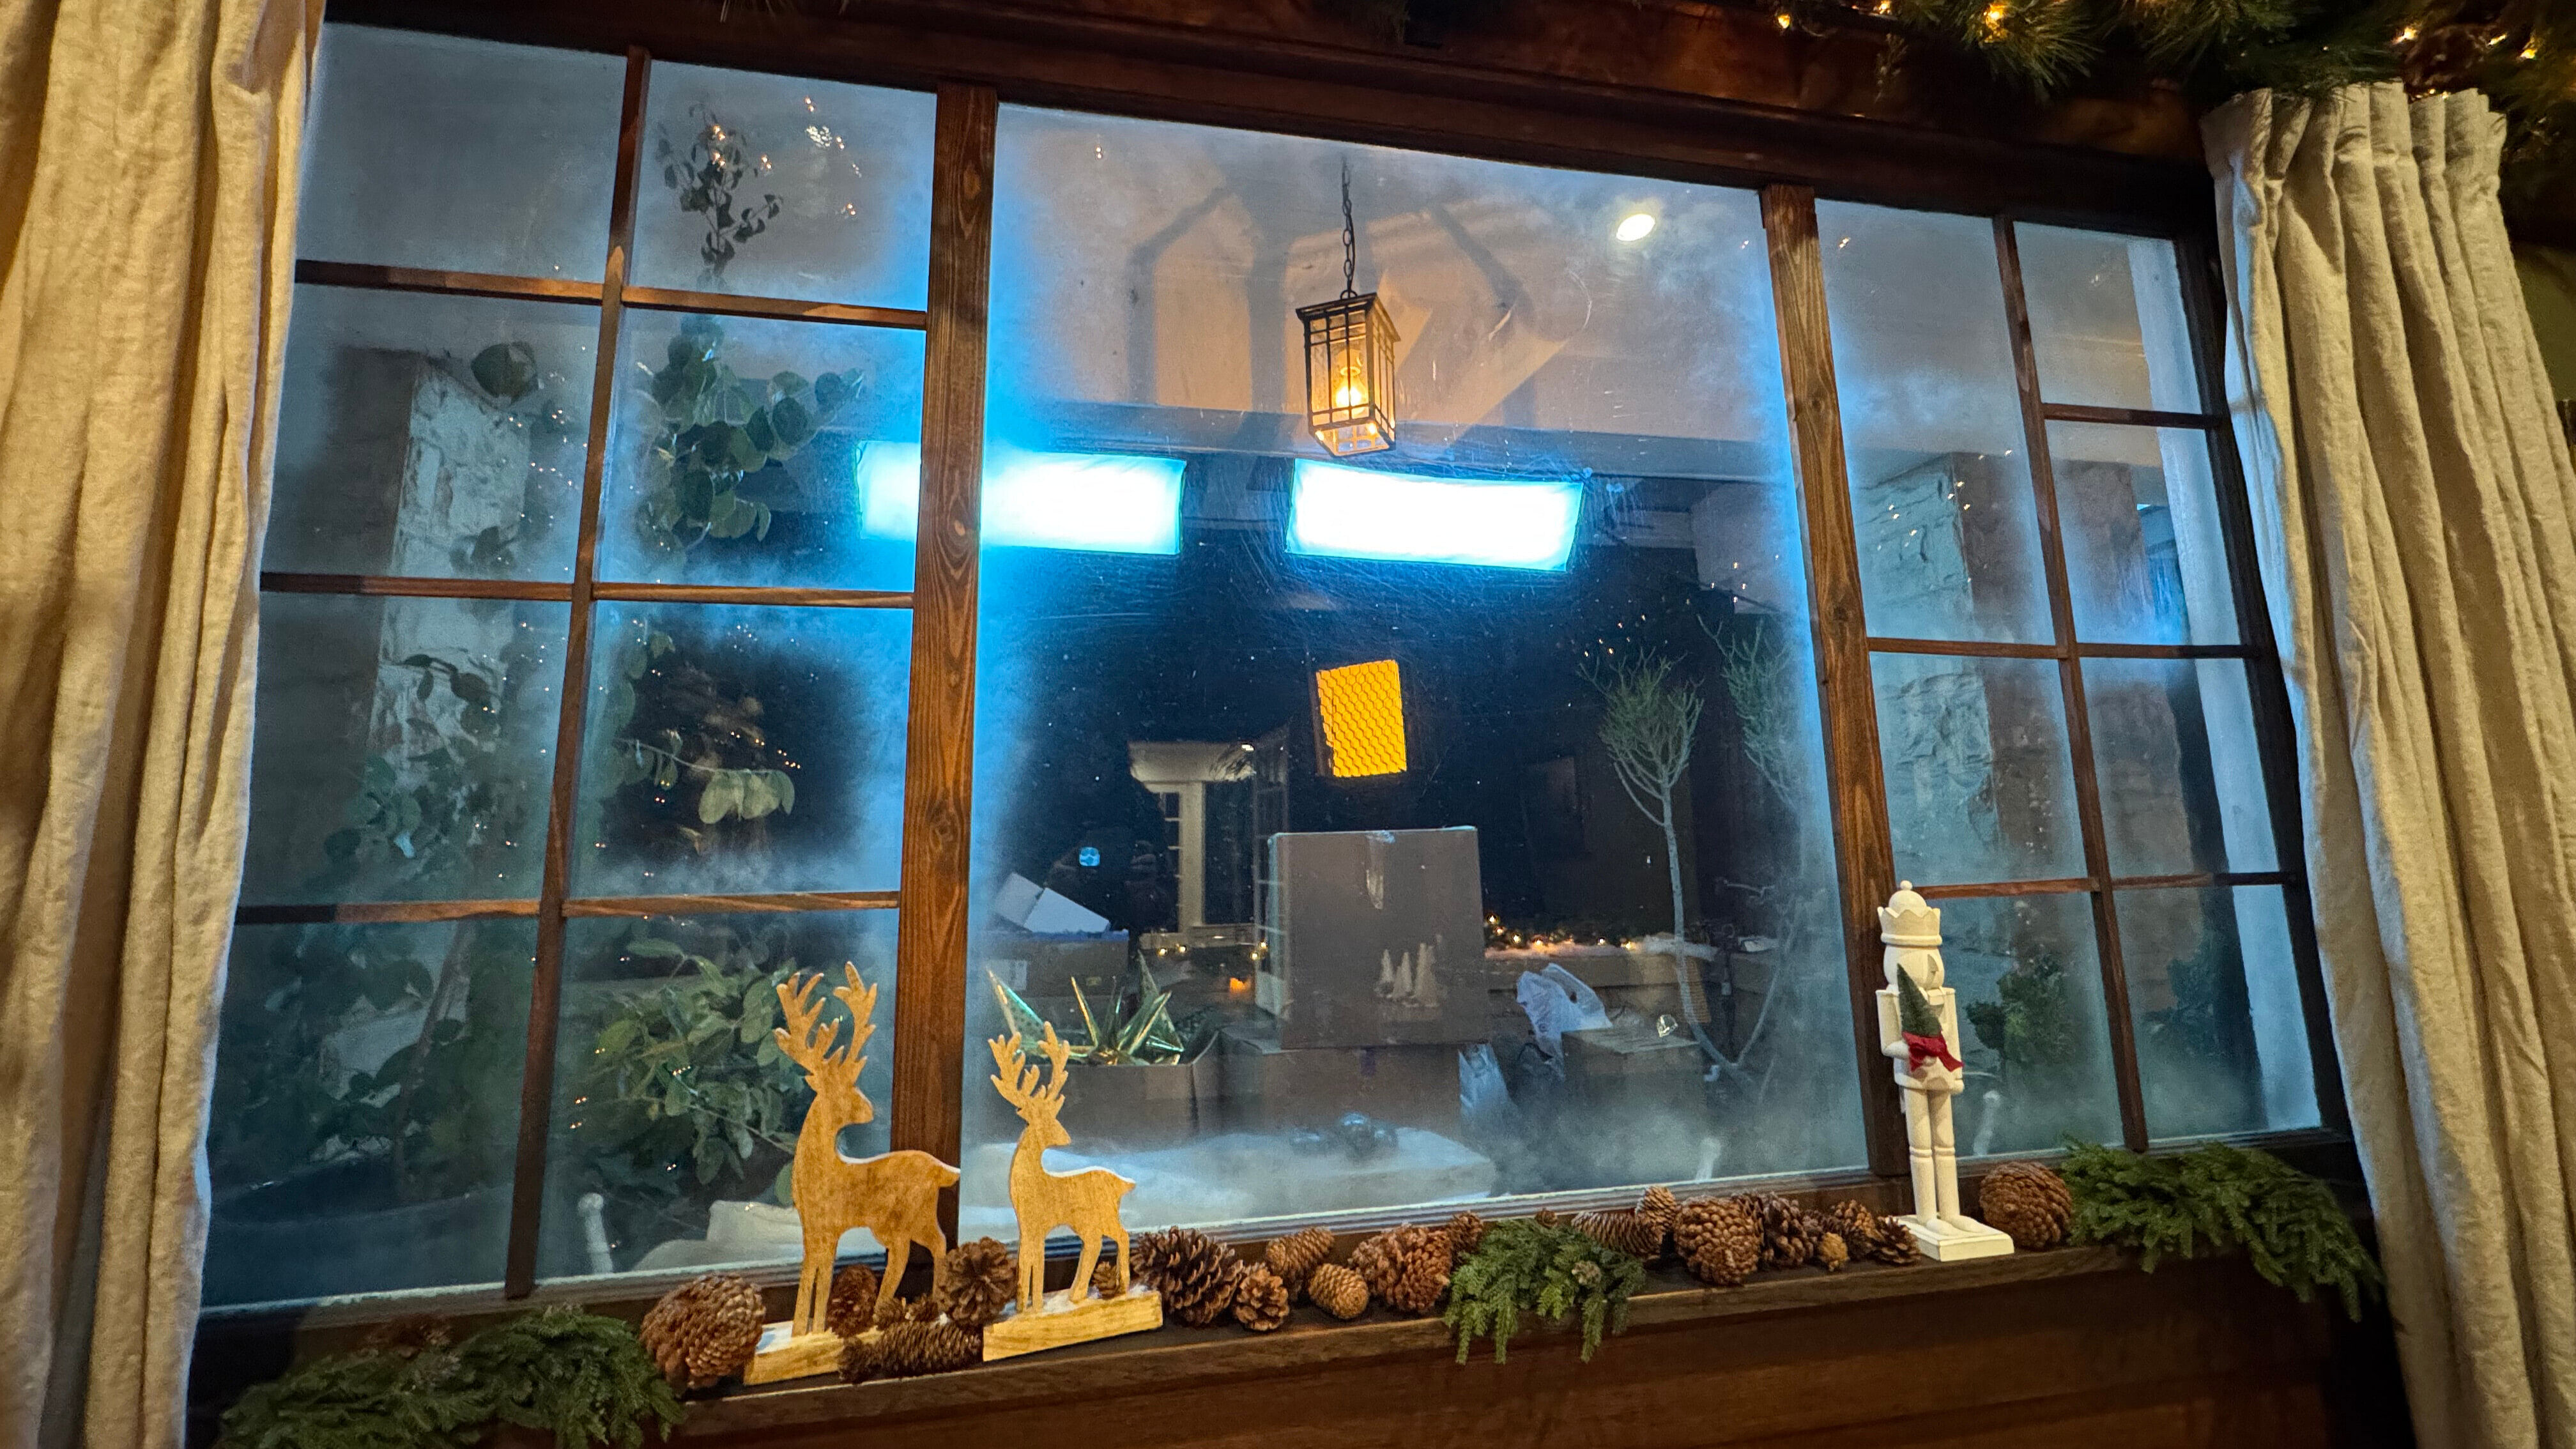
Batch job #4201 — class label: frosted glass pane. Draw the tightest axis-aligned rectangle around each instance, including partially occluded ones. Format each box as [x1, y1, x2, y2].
[539, 911, 899, 1280]
[1938, 893, 2124, 1157]
[269, 285, 593, 581]
[963, 105, 1860, 1236]
[571, 604, 910, 897]
[241, 595, 567, 905]
[205, 919, 535, 1306]
[595, 312, 923, 590]
[1818, 202, 2050, 645]
[1873, 653, 2083, 886]
[298, 26, 620, 279]
[2085, 657, 2276, 879]
[2050, 422, 2238, 646]
[2017, 223, 2200, 415]
[2120, 885, 2320, 1139]
[629, 66, 933, 307]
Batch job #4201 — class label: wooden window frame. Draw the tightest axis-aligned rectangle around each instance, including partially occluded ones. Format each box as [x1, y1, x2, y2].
[219, 3, 2343, 1317]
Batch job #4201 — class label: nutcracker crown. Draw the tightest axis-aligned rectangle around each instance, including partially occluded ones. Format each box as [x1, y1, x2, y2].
[1878, 881, 1942, 947]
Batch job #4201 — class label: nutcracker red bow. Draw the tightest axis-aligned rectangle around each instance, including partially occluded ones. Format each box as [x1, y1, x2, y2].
[1903, 1031, 1961, 1075]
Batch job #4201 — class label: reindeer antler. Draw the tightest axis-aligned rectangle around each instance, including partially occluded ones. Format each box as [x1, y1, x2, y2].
[776, 965, 875, 1096]
[986, 1022, 1073, 1124]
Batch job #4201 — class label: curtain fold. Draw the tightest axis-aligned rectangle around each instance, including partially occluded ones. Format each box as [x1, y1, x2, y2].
[0, 2, 314, 1446]
[2208, 82, 2576, 1449]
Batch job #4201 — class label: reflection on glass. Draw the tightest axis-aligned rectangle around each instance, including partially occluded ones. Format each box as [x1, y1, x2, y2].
[204, 919, 534, 1306]
[962, 106, 1860, 1238]
[2048, 422, 2237, 646]
[540, 912, 898, 1279]
[241, 595, 566, 905]
[2084, 657, 2276, 880]
[1818, 203, 2050, 645]
[1936, 894, 2124, 1156]
[2016, 224, 2200, 415]
[629, 65, 933, 307]
[1873, 653, 2083, 886]
[2119, 885, 2319, 1140]
[268, 286, 592, 581]
[596, 312, 923, 590]
[298, 26, 621, 279]
[571, 604, 910, 898]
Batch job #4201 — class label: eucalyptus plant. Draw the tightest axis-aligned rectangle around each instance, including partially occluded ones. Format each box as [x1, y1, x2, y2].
[633, 315, 865, 560]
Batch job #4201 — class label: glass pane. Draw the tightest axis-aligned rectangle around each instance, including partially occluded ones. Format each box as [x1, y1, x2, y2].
[2049, 422, 2238, 646]
[205, 919, 534, 1307]
[1936, 893, 2124, 1156]
[539, 910, 898, 1280]
[962, 106, 1862, 1239]
[1818, 202, 2050, 645]
[2085, 657, 2276, 879]
[268, 286, 593, 581]
[629, 66, 933, 308]
[1873, 653, 2083, 886]
[571, 603, 910, 897]
[595, 312, 924, 591]
[2119, 884, 2320, 1139]
[298, 26, 620, 279]
[2016, 223, 2201, 415]
[241, 595, 567, 905]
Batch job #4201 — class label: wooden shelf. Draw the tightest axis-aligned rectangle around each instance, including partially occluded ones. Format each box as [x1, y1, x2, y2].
[671, 1246, 2135, 1439]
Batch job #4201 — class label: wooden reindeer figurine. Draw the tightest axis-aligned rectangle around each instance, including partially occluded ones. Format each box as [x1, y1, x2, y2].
[750, 964, 960, 1382]
[979, 1023, 1162, 1360]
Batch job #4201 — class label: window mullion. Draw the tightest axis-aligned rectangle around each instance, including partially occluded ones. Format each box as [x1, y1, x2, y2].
[504, 45, 653, 1300]
[1760, 183, 1906, 1180]
[1992, 217, 2150, 1153]
[888, 84, 999, 1236]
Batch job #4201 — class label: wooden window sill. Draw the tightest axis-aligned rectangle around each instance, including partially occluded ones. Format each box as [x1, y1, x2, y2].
[671, 1245, 2135, 1439]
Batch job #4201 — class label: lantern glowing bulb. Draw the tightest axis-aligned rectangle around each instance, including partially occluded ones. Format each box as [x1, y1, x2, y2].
[1614, 212, 1656, 242]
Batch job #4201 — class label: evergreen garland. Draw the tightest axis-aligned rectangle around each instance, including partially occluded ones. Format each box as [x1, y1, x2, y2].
[2061, 1140, 2386, 1320]
[218, 1309, 682, 1449]
[1443, 1218, 1648, 1363]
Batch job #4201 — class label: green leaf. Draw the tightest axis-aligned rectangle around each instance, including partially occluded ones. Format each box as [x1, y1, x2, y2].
[768, 769, 794, 814]
[707, 492, 758, 540]
[674, 467, 714, 528]
[813, 371, 850, 415]
[770, 369, 809, 397]
[719, 381, 758, 427]
[697, 770, 743, 824]
[735, 770, 778, 820]
[742, 408, 777, 456]
[767, 393, 812, 450]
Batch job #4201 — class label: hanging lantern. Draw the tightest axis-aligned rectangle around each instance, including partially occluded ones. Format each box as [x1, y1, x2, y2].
[1299, 165, 1397, 457]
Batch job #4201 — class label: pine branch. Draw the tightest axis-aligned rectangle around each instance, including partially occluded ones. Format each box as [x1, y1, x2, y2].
[2062, 1140, 2386, 1320]
[1445, 1218, 1647, 1363]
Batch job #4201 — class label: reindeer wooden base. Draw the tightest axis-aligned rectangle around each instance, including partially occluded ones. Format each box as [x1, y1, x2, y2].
[981, 1023, 1163, 1360]
[749, 965, 961, 1385]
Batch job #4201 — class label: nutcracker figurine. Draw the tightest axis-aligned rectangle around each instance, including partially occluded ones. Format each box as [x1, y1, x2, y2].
[1876, 882, 2014, 1261]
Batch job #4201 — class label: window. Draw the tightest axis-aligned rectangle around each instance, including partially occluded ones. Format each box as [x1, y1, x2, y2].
[205, 21, 2331, 1313]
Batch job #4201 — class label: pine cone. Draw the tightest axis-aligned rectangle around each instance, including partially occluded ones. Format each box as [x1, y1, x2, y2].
[1308, 1262, 1370, 1320]
[1133, 1227, 1241, 1327]
[1533, 1208, 1562, 1227]
[1977, 1162, 2074, 1250]
[1351, 1225, 1450, 1315]
[1265, 1226, 1334, 1297]
[825, 1264, 881, 1338]
[887, 1294, 940, 1324]
[1092, 1256, 1130, 1300]
[641, 1273, 765, 1388]
[1820, 1200, 1881, 1259]
[1816, 1232, 1850, 1273]
[936, 1238, 1017, 1328]
[837, 1335, 883, 1385]
[1572, 1208, 1664, 1261]
[1638, 1185, 1679, 1237]
[1232, 1262, 1292, 1331]
[878, 1319, 981, 1377]
[1671, 1197, 1760, 1287]
[1445, 1211, 1487, 1264]
[1746, 1193, 1821, 1270]
[1870, 1213, 1921, 1266]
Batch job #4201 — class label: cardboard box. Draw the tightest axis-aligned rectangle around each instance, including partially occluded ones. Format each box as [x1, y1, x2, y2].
[1257, 827, 1487, 1049]
[1211, 1024, 1463, 1137]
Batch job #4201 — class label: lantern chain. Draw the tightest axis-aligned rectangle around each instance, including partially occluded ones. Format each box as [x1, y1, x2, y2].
[1340, 160, 1357, 300]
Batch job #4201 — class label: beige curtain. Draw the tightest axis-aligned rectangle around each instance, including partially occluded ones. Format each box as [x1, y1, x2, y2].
[0, 1, 314, 1446]
[2209, 84, 2576, 1449]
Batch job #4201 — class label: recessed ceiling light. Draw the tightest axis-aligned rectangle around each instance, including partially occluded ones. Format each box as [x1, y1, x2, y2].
[1614, 212, 1655, 242]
